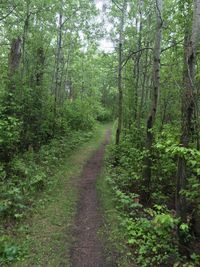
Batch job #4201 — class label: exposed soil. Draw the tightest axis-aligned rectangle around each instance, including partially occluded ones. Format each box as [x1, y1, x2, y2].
[70, 130, 111, 267]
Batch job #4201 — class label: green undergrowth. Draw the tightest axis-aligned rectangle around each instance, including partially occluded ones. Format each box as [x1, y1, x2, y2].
[1, 124, 108, 266]
[98, 125, 200, 267]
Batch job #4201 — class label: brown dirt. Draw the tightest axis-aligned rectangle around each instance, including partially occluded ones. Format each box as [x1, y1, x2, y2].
[70, 130, 111, 267]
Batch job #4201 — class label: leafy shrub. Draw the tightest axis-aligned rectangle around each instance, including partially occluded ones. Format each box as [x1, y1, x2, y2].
[105, 125, 200, 266]
[107, 162, 180, 266]
[0, 115, 21, 160]
[0, 128, 94, 221]
[0, 186, 25, 219]
[123, 213, 179, 267]
[0, 236, 21, 264]
[64, 99, 96, 131]
[96, 107, 112, 122]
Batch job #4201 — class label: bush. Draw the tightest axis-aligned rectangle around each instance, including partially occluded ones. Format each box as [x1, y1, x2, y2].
[96, 107, 112, 122]
[0, 235, 21, 264]
[124, 213, 179, 267]
[0, 128, 94, 221]
[105, 125, 200, 266]
[64, 99, 96, 131]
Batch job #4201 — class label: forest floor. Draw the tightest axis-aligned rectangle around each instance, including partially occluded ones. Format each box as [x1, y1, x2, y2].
[13, 125, 116, 267]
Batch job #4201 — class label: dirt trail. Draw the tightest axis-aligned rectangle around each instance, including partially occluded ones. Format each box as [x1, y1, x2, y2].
[70, 130, 111, 267]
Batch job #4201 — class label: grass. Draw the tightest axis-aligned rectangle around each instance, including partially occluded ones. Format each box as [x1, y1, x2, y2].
[10, 124, 109, 267]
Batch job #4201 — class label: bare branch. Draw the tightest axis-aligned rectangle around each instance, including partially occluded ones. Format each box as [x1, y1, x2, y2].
[61, 9, 78, 28]
[0, 7, 16, 21]
[111, 0, 123, 11]
[161, 39, 183, 53]
[121, 38, 183, 70]
[122, 47, 153, 69]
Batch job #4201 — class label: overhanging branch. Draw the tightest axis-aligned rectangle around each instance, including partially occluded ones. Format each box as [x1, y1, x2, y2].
[121, 47, 153, 69]
[121, 39, 183, 70]
[111, 0, 123, 11]
[0, 7, 16, 21]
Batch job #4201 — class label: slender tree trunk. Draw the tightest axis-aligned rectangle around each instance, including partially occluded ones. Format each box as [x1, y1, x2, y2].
[62, 31, 73, 101]
[137, 41, 150, 127]
[9, 37, 22, 79]
[81, 56, 84, 99]
[22, 0, 30, 78]
[54, 12, 63, 104]
[133, 0, 143, 122]
[142, 0, 163, 204]
[7, 36, 22, 112]
[116, 0, 127, 145]
[35, 47, 45, 86]
[141, 14, 153, 125]
[53, 6, 63, 134]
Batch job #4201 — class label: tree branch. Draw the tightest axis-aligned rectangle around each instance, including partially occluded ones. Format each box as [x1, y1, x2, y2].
[121, 39, 183, 70]
[0, 7, 16, 21]
[122, 47, 153, 69]
[161, 39, 183, 53]
[61, 9, 78, 28]
[111, 0, 123, 11]
[155, 0, 164, 27]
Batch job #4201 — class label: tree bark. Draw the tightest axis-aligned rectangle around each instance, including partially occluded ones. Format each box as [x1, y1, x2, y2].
[133, 0, 143, 122]
[137, 40, 150, 128]
[21, 0, 31, 78]
[116, 0, 127, 145]
[9, 37, 22, 78]
[52, 4, 63, 134]
[35, 47, 45, 86]
[7, 36, 22, 115]
[54, 11, 63, 105]
[142, 0, 163, 204]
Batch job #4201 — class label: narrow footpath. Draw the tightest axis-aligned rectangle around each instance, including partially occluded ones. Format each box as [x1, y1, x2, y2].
[70, 130, 111, 267]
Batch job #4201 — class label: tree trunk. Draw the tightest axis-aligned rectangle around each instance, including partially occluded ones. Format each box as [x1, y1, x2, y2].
[62, 31, 73, 102]
[133, 0, 143, 122]
[137, 40, 150, 128]
[53, 6, 63, 134]
[116, 0, 127, 145]
[21, 0, 30, 78]
[6, 36, 22, 114]
[35, 47, 45, 86]
[9, 37, 22, 78]
[142, 0, 163, 204]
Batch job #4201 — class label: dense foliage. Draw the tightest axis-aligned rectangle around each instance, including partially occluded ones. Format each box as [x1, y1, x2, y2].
[106, 126, 200, 266]
[1, 0, 200, 266]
